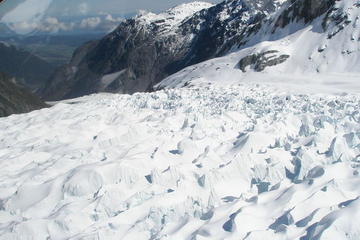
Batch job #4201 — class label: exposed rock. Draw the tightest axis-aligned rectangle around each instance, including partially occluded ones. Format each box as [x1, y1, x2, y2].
[237, 50, 290, 72]
[273, 0, 336, 30]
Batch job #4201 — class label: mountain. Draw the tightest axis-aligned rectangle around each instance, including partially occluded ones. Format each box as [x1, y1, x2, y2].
[41, 0, 289, 100]
[41, 0, 360, 101]
[40, 1, 214, 100]
[0, 42, 55, 91]
[157, 0, 360, 89]
[0, 72, 47, 117]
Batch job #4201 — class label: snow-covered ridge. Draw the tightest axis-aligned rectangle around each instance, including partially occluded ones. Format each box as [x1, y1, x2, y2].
[1, 84, 360, 239]
[136, 1, 213, 32]
[157, 0, 360, 90]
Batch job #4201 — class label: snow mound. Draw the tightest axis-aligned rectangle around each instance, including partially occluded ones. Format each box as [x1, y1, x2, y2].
[0, 84, 360, 239]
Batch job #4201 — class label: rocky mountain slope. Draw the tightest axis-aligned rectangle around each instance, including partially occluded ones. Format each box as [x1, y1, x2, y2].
[41, 0, 288, 100]
[0, 72, 47, 117]
[41, 0, 359, 100]
[42, 0, 358, 99]
[157, 0, 360, 89]
[0, 42, 55, 91]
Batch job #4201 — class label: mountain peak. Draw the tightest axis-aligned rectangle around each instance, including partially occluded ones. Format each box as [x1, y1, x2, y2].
[135, 1, 214, 30]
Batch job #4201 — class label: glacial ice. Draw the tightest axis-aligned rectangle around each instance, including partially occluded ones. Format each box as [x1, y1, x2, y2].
[0, 84, 359, 239]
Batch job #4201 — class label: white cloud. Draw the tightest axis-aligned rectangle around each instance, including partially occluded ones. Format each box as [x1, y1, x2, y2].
[1, 2, 123, 35]
[6, 17, 75, 34]
[104, 14, 123, 22]
[38, 17, 75, 32]
[80, 17, 101, 29]
[44, 17, 59, 25]
[7, 21, 38, 34]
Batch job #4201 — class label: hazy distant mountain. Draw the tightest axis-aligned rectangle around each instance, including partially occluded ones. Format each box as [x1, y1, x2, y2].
[0, 41, 55, 90]
[1, 14, 124, 36]
[0, 72, 47, 117]
[0, 33, 106, 66]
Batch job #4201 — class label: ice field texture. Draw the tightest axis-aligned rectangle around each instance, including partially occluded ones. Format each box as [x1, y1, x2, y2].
[1, 84, 360, 239]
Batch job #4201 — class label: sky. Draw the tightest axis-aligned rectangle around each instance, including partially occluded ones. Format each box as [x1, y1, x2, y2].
[0, 0, 221, 34]
[0, 0, 221, 19]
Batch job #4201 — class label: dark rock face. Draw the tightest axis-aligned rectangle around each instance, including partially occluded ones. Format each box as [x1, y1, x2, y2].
[273, 0, 336, 30]
[40, 41, 99, 101]
[41, 0, 337, 100]
[175, 0, 281, 65]
[237, 50, 290, 72]
[0, 42, 55, 91]
[0, 72, 48, 117]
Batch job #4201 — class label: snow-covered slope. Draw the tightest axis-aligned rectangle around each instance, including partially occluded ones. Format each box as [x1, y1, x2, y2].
[240, 0, 360, 74]
[1, 84, 360, 239]
[157, 0, 360, 90]
[136, 1, 214, 33]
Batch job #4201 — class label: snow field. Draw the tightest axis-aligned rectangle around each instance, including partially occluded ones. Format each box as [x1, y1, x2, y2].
[0, 84, 360, 239]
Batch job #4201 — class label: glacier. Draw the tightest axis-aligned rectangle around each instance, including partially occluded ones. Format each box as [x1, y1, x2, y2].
[1, 0, 360, 239]
[1, 83, 360, 239]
